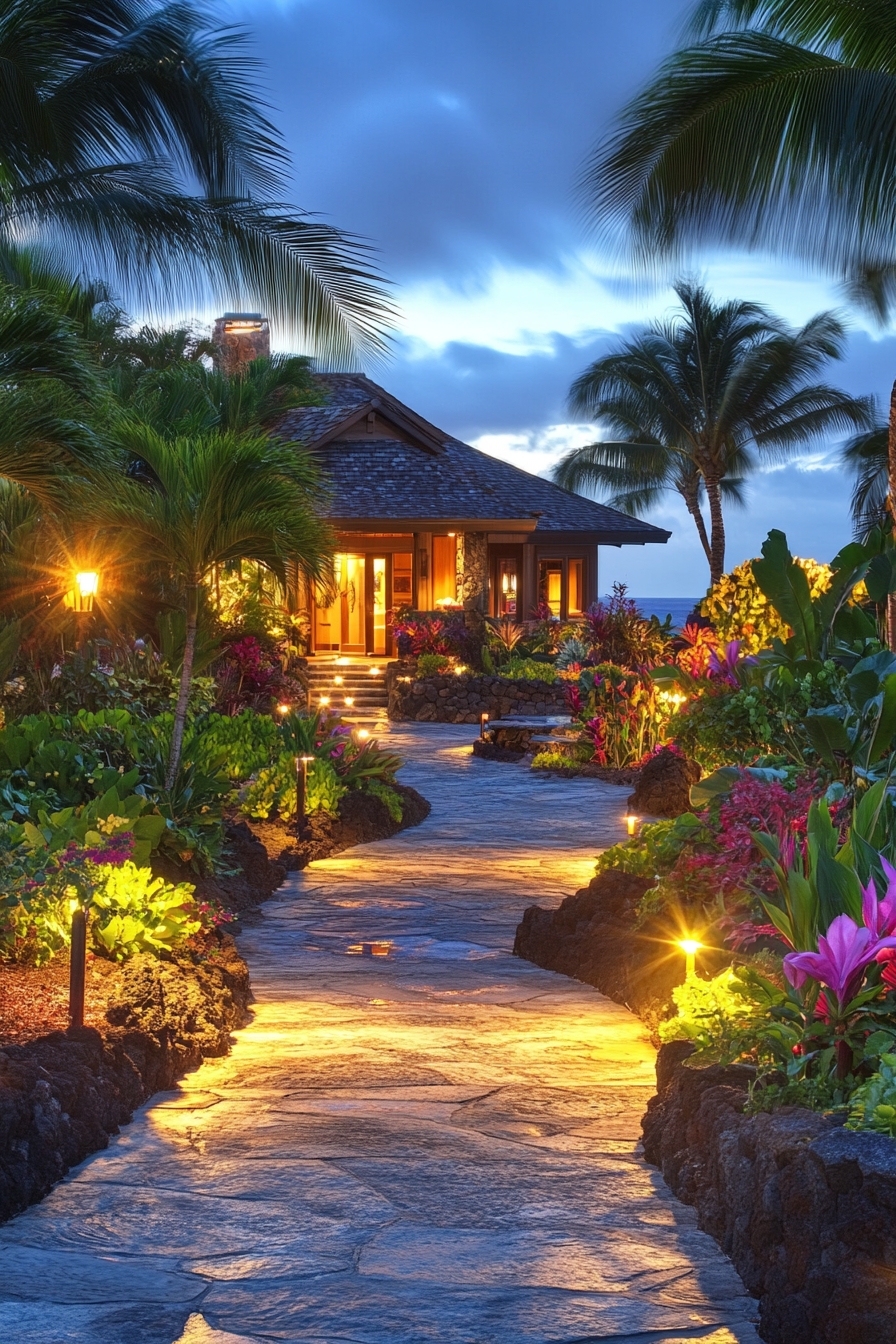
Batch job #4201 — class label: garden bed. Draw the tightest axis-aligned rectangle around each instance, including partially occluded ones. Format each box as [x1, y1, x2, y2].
[515, 869, 725, 1034]
[644, 1044, 896, 1344]
[247, 780, 431, 869]
[0, 930, 250, 1224]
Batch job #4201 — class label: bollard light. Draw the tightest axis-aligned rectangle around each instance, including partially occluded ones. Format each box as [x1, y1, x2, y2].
[479, 711, 489, 740]
[625, 814, 640, 837]
[277, 702, 291, 717]
[69, 904, 87, 1029]
[295, 754, 314, 831]
[678, 937, 703, 980]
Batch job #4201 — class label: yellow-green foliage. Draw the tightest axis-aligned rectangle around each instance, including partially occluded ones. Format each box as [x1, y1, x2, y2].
[91, 862, 201, 961]
[595, 819, 681, 878]
[241, 754, 346, 820]
[531, 750, 578, 770]
[659, 968, 764, 1063]
[701, 556, 832, 655]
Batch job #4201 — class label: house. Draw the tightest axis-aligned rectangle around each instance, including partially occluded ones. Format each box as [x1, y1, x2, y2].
[215, 316, 670, 657]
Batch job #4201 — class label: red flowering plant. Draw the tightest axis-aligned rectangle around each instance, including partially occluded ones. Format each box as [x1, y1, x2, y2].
[575, 663, 674, 768]
[214, 635, 303, 715]
[391, 610, 469, 658]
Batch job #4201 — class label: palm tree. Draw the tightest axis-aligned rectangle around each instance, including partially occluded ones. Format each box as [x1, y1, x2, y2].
[0, 0, 393, 363]
[81, 425, 333, 784]
[554, 282, 872, 583]
[582, 2, 896, 595]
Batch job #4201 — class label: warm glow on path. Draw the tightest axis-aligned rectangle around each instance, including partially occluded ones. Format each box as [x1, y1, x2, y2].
[0, 725, 759, 1343]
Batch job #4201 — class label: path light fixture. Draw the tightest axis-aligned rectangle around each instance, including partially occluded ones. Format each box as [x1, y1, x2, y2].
[69, 900, 87, 1029]
[333, 675, 344, 686]
[369, 665, 381, 676]
[277, 702, 291, 717]
[344, 696, 355, 708]
[319, 694, 331, 707]
[625, 814, 640, 837]
[295, 754, 314, 831]
[479, 711, 489, 740]
[678, 937, 703, 980]
[355, 728, 370, 742]
[72, 571, 99, 612]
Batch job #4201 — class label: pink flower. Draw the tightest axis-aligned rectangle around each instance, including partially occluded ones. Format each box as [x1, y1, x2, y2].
[784, 914, 896, 1007]
[862, 859, 896, 938]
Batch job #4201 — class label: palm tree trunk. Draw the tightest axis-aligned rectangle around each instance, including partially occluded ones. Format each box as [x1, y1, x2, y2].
[888, 378, 896, 651]
[704, 478, 726, 585]
[166, 582, 199, 789]
[680, 483, 712, 568]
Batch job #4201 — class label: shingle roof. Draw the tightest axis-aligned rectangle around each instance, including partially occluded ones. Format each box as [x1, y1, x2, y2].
[274, 374, 670, 545]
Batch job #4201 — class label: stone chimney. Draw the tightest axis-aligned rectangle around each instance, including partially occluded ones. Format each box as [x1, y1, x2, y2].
[212, 313, 270, 375]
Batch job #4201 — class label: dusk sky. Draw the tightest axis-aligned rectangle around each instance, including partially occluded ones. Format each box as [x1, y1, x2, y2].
[231, 0, 896, 598]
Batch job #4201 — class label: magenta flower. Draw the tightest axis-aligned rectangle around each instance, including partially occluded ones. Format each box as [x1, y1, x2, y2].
[862, 859, 896, 938]
[707, 639, 758, 687]
[784, 914, 896, 1007]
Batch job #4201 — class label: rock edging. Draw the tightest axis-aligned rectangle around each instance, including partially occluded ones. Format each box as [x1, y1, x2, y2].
[643, 1044, 896, 1344]
[387, 662, 568, 723]
[0, 933, 250, 1224]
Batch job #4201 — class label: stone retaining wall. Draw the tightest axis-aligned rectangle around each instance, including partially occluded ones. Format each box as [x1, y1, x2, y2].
[387, 663, 568, 723]
[643, 1045, 896, 1344]
[0, 934, 251, 1224]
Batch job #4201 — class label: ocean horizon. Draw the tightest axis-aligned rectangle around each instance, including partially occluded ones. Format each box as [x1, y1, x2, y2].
[630, 598, 699, 631]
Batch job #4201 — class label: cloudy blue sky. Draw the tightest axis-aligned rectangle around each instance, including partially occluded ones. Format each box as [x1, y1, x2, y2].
[230, 0, 896, 598]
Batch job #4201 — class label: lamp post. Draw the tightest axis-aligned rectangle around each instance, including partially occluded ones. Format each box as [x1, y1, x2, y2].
[295, 754, 314, 832]
[678, 938, 703, 980]
[277, 702, 291, 718]
[624, 814, 640, 837]
[479, 711, 489, 740]
[69, 905, 87, 1029]
[71, 570, 99, 657]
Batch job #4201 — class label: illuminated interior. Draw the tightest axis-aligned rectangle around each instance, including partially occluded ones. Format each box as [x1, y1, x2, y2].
[539, 560, 563, 617]
[498, 559, 518, 617]
[432, 535, 458, 606]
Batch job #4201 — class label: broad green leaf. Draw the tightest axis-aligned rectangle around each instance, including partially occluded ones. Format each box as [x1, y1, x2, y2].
[689, 765, 741, 808]
[752, 530, 817, 660]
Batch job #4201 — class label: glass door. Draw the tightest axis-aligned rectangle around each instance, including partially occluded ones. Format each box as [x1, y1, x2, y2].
[314, 553, 365, 652]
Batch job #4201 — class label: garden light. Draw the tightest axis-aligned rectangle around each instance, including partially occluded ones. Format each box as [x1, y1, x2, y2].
[295, 754, 314, 831]
[319, 694, 331, 706]
[69, 906, 87, 1029]
[369, 665, 381, 676]
[625, 814, 640, 837]
[480, 711, 489, 739]
[344, 696, 354, 707]
[356, 728, 370, 741]
[334, 675, 344, 685]
[70, 570, 99, 614]
[277, 703, 290, 716]
[678, 937, 703, 979]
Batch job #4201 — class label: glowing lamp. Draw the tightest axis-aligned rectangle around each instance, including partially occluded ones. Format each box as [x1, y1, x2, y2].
[277, 703, 290, 716]
[336, 657, 350, 665]
[295, 754, 315, 830]
[357, 728, 370, 741]
[71, 570, 99, 614]
[678, 937, 703, 979]
[479, 711, 489, 740]
[344, 696, 355, 707]
[625, 814, 640, 837]
[369, 666, 381, 676]
[319, 694, 331, 706]
[334, 675, 344, 685]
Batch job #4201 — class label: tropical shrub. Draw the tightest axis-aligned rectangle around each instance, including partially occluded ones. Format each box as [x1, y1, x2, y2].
[364, 778, 403, 822]
[392, 611, 468, 657]
[701, 554, 833, 655]
[582, 583, 672, 667]
[213, 634, 303, 715]
[197, 710, 280, 782]
[531, 750, 580, 771]
[577, 664, 672, 768]
[417, 652, 452, 676]
[241, 754, 346, 820]
[501, 656, 559, 682]
[0, 834, 217, 966]
[658, 967, 770, 1064]
[846, 1055, 896, 1136]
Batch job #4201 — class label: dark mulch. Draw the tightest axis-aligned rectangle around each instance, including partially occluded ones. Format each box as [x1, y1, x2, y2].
[0, 956, 125, 1048]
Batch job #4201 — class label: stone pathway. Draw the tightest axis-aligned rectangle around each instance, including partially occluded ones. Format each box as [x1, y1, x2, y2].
[0, 725, 761, 1344]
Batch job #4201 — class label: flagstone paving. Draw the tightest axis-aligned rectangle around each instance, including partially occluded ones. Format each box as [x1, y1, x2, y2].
[0, 725, 761, 1344]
